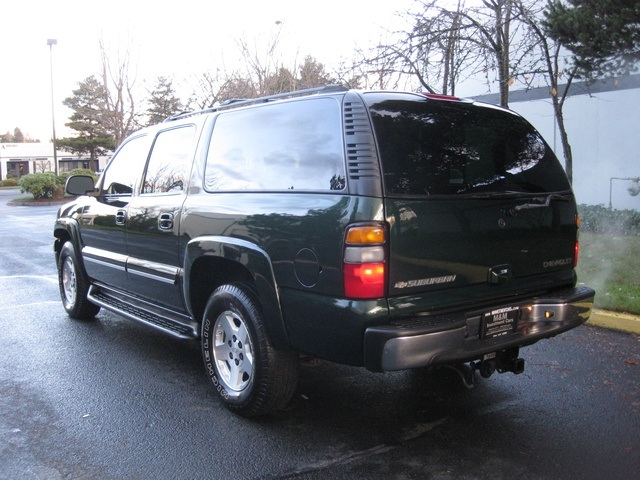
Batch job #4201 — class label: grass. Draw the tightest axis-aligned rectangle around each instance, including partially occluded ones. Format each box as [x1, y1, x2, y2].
[577, 232, 640, 315]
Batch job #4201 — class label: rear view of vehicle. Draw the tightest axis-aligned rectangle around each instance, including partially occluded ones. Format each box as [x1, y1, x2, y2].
[53, 86, 595, 417]
[359, 92, 594, 377]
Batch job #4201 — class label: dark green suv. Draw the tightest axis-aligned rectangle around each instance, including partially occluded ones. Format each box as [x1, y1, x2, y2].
[54, 86, 595, 416]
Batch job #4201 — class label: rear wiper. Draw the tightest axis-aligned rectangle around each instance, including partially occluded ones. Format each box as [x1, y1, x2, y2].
[513, 193, 569, 212]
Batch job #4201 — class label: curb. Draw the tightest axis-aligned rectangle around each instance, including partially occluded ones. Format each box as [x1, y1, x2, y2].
[588, 309, 640, 335]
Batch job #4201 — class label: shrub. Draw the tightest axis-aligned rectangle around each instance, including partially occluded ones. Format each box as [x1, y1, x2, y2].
[18, 172, 58, 199]
[578, 204, 640, 236]
[1, 178, 19, 187]
[58, 168, 99, 187]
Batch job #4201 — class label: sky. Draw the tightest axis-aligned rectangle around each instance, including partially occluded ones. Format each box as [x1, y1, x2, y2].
[1, 0, 421, 143]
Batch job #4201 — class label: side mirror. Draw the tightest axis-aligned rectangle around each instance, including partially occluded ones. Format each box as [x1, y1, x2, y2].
[65, 175, 95, 196]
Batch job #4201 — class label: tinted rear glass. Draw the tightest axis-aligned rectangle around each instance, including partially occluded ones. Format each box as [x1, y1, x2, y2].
[365, 93, 571, 196]
[204, 97, 345, 192]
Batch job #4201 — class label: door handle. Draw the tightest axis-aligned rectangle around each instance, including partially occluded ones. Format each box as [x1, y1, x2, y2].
[158, 212, 174, 231]
[115, 209, 126, 226]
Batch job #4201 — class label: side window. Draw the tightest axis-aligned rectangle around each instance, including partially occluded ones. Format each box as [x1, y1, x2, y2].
[101, 135, 149, 196]
[142, 125, 196, 194]
[204, 97, 346, 192]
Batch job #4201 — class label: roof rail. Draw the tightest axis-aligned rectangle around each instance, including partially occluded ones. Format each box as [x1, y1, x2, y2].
[220, 98, 248, 106]
[163, 84, 349, 123]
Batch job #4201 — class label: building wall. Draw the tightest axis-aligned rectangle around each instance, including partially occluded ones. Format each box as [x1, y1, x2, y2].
[474, 75, 640, 210]
[0, 143, 108, 180]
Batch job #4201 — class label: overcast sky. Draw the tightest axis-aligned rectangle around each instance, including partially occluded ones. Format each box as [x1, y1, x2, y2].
[1, 0, 421, 142]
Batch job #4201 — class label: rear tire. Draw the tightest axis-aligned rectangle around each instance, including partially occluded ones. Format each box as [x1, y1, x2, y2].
[57, 242, 100, 319]
[201, 283, 298, 417]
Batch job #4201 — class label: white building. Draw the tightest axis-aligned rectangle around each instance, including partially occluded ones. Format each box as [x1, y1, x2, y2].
[0, 142, 109, 180]
[474, 74, 640, 210]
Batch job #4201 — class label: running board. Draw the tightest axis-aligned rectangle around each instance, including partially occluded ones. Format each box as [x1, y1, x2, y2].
[88, 285, 198, 339]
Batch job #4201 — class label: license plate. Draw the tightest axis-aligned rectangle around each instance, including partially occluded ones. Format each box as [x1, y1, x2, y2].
[481, 306, 519, 339]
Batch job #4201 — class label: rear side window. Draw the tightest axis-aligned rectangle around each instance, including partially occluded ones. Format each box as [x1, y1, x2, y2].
[204, 97, 346, 192]
[365, 93, 571, 196]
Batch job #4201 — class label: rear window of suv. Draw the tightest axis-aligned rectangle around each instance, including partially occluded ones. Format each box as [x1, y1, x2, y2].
[364, 92, 571, 196]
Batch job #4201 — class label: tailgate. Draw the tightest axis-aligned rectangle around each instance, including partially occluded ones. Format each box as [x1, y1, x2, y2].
[386, 196, 578, 297]
[362, 91, 578, 301]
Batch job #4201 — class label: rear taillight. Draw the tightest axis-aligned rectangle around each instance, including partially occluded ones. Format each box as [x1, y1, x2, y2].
[343, 224, 386, 299]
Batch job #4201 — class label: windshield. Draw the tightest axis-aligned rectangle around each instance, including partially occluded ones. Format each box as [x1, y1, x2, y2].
[364, 93, 571, 196]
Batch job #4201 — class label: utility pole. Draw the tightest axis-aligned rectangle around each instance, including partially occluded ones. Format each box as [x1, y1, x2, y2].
[47, 38, 59, 176]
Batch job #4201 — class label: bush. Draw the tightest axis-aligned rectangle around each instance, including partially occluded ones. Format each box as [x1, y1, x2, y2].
[18, 172, 58, 199]
[578, 204, 640, 236]
[58, 168, 98, 187]
[1, 178, 19, 187]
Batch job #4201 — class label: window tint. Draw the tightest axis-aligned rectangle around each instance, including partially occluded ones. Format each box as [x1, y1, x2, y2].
[101, 135, 149, 195]
[143, 126, 195, 194]
[364, 93, 571, 196]
[205, 98, 346, 192]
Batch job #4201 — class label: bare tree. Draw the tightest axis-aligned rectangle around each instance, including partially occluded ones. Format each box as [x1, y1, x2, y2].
[514, 0, 578, 183]
[437, 0, 543, 106]
[361, 0, 490, 95]
[99, 37, 139, 147]
[35, 160, 52, 173]
[187, 33, 336, 109]
[187, 69, 238, 110]
[365, 0, 542, 105]
[235, 28, 297, 96]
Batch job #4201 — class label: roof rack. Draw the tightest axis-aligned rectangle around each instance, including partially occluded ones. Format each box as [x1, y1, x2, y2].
[164, 84, 349, 123]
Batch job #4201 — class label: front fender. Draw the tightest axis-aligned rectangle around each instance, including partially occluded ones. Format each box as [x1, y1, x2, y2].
[183, 235, 290, 349]
[53, 215, 84, 263]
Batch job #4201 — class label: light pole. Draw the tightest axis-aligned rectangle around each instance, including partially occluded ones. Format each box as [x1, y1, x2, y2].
[609, 177, 640, 209]
[47, 38, 58, 176]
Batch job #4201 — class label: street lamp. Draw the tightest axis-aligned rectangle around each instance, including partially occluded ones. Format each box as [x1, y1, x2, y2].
[609, 177, 640, 209]
[47, 38, 58, 176]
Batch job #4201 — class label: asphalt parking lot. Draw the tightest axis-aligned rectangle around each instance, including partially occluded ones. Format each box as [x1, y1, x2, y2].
[1, 188, 638, 480]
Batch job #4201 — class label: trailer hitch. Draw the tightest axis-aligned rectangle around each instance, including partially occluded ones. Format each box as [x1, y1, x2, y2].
[473, 348, 525, 379]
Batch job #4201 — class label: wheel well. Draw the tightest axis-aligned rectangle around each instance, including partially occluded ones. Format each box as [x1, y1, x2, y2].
[54, 229, 71, 262]
[188, 256, 255, 323]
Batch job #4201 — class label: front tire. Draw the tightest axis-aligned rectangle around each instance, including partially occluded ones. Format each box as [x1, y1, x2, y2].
[201, 283, 298, 417]
[57, 242, 100, 319]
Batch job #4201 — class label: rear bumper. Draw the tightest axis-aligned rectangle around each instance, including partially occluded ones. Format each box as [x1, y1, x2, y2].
[363, 285, 595, 371]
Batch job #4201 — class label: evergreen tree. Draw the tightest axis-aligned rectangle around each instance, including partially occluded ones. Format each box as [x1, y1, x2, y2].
[544, 0, 640, 77]
[264, 67, 296, 94]
[57, 76, 115, 172]
[146, 76, 184, 125]
[297, 56, 334, 90]
[13, 127, 25, 143]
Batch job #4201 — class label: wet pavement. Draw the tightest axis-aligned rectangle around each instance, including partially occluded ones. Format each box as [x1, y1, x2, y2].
[1, 189, 638, 479]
